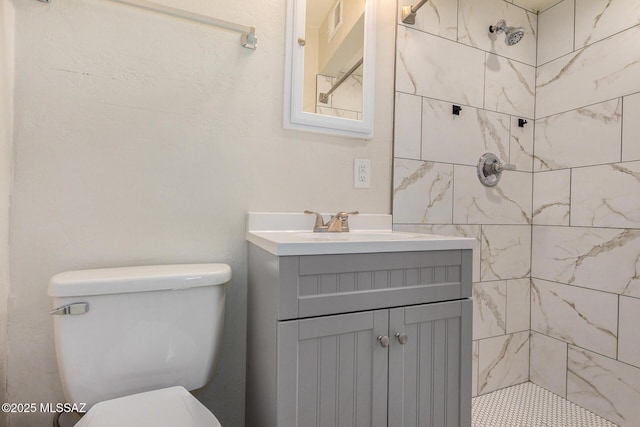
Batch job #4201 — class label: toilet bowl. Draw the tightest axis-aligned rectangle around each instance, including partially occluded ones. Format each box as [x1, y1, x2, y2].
[48, 264, 231, 426]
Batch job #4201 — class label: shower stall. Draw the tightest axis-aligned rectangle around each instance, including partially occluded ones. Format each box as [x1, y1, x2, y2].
[392, 0, 640, 426]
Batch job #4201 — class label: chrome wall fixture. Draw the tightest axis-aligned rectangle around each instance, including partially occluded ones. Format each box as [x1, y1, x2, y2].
[401, 0, 429, 25]
[36, 0, 257, 49]
[477, 153, 515, 187]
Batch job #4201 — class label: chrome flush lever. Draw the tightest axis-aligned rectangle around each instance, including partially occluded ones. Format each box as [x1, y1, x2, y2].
[50, 302, 89, 316]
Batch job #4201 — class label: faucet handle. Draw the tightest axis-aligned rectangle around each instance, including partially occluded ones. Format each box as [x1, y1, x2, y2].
[304, 210, 325, 228]
[334, 211, 359, 219]
[332, 211, 359, 232]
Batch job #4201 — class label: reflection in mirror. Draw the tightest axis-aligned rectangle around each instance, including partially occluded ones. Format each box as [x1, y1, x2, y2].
[284, 0, 376, 139]
[303, 0, 365, 119]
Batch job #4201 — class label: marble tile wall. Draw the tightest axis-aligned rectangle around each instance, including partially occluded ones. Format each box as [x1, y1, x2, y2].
[536, 3, 640, 118]
[568, 347, 640, 426]
[531, 278, 618, 358]
[530, 331, 567, 397]
[477, 330, 530, 395]
[532, 169, 570, 225]
[531, 1, 640, 425]
[393, 0, 640, 415]
[392, 0, 535, 397]
[534, 99, 622, 171]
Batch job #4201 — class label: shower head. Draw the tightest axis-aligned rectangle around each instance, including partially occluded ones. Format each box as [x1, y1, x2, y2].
[489, 19, 525, 46]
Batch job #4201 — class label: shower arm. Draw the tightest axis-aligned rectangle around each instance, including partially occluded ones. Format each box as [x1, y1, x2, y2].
[401, 0, 429, 25]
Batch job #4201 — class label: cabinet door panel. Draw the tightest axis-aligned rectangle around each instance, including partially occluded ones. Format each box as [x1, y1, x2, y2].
[388, 300, 472, 427]
[278, 311, 389, 427]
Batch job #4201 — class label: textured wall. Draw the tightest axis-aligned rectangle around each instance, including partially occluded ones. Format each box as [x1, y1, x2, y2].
[531, 1, 640, 425]
[392, 0, 536, 398]
[6, 0, 395, 425]
[0, 0, 14, 422]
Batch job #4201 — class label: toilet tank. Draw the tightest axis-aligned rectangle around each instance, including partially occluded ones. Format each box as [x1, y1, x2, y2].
[48, 264, 232, 408]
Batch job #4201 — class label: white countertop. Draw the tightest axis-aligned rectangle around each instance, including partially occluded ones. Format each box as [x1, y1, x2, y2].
[246, 213, 475, 256]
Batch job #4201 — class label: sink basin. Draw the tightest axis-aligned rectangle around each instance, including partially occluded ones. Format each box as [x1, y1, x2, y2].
[246, 213, 475, 256]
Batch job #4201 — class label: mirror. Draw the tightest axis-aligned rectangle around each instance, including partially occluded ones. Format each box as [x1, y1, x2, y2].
[284, 0, 376, 139]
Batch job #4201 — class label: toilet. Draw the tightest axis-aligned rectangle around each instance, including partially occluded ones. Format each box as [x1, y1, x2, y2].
[47, 264, 232, 426]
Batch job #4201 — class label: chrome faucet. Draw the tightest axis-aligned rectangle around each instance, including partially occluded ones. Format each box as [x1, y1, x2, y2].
[304, 210, 359, 232]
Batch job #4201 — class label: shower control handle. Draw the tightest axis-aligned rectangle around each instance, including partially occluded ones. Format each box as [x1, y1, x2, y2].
[477, 153, 514, 187]
[494, 162, 516, 173]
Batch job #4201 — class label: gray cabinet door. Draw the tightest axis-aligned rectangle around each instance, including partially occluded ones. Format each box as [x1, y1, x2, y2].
[278, 310, 389, 427]
[388, 300, 472, 427]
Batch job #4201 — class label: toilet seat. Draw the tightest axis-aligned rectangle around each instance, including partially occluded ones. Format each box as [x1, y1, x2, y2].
[73, 386, 222, 427]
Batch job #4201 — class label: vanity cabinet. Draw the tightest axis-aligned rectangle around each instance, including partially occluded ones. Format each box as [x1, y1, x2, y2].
[246, 244, 472, 427]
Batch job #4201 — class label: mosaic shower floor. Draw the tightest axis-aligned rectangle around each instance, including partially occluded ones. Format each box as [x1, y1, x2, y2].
[472, 382, 618, 427]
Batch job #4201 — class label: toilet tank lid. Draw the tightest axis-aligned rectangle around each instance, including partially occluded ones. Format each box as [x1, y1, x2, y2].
[48, 264, 232, 297]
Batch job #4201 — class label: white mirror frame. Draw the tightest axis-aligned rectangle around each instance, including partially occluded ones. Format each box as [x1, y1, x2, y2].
[284, 0, 376, 139]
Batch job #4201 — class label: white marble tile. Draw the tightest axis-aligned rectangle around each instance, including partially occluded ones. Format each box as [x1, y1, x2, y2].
[421, 98, 510, 166]
[481, 225, 531, 281]
[506, 278, 530, 334]
[568, 346, 640, 426]
[392, 159, 453, 224]
[485, 53, 536, 118]
[532, 225, 640, 298]
[618, 295, 640, 369]
[534, 99, 622, 171]
[316, 106, 359, 119]
[531, 279, 618, 358]
[530, 331, 568, 398]
[453, 165, 532, 225]
[537, 25, 640, 118]
[478, 331, 530, 395]
[458, 0, 537, 67]
[397, 0, 458, 41]
[394, 92, 422, 160]
[472, 340, 479, 397]
[537, 0, 574, 66]
[393, 223, 482, 282]
[396, 25, 485, 108]
[509, 116, 534, 172]
[622, 92, 640, 162]
[575, 0, 640, 49]
[473, 281, 507, 340]
[331, 74, 363, 112]
[533, 169, 570, 225]
[572, 162, 640, 228]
